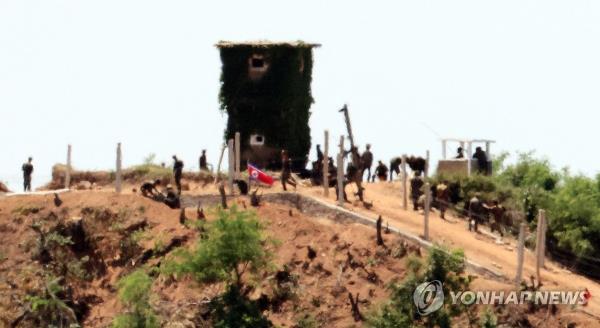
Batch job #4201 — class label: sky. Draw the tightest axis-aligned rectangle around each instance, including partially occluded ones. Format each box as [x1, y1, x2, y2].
[1, 1, 600, 190]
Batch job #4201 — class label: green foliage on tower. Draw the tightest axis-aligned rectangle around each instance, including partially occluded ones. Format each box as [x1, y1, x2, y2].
[217, 42, 315, 161]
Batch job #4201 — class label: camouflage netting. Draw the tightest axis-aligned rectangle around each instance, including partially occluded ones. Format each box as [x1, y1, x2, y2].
[217, 41, 319, 167]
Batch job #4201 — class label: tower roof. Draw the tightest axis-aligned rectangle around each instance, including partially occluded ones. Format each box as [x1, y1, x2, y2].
[215, 40, 321, 49]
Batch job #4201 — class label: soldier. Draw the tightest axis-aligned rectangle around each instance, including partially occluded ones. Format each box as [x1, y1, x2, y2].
[468, 193, 484, 232]
[163, 184, 181, 209]
[140, 179, 161, 198]
[22, 157, 34, 192]
[281, 150, 296, 191]
[199, 150, 208, 171]
[410, 171, 424, 211]
[455, 147, 465, 159]
[361, 144, 373, 182]
[172, 155, 184, 194]
[316, 144, 324, 162]
[473, 147, 488, 175]
[484, 200, 506, 237]
[374, 160, 388, 182]
[436, 180, 450, 219]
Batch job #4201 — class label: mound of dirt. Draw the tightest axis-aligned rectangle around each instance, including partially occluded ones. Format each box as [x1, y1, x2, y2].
[42, 164, 224, 190]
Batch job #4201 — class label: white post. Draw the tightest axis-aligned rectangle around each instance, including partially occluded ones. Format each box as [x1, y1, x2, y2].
[323, 130, 329, 197]
[515, 222, 526, 288]
[540, 211, 548, 267]
[65, 144, 72, 189]
[227, 139, 234, 195]
[214, 143, 226, 184]
[535, 210, 544, 282]
[235, 132, 241, 179]
[115, 142, 122, 193]
[424, 182, 430, 240]
[337, 135, 345, 207]
[467, 142, 473, 176]
[425, 150, 430, 179]
[337, 152, 344, 207]
[442, 140, 447, 159]
[402, 154, 408, 210]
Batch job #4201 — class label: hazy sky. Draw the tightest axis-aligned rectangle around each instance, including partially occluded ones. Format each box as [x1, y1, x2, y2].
[2, 1, 599, 190]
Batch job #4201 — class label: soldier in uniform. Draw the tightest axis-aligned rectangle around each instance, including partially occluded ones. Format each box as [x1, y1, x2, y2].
[163, 184, 181, 209]
[484, 200, 506, 237]
[455, 147, 465, 159]
[172, 155, 184, 194]
[361, 144, 374, 182]
[199, 150, 208, 171]
[374, 160, 388, 182]
[281, 150, 296, 191]
[436, 180, 450, 219]
[22, 157, 34, 192]
[316, 144, 324, 162]
[468, 193, 484, 232]
[140, 179, 161, 198]
[410, 171, 424, 211]
[473, 147, 488, 175]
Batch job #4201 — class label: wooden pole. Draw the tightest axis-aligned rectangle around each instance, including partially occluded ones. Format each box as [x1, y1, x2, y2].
[540, 210, 548, 267]
[515, 222, 526, 288]
[323, 130, 330, 197]
[227, 139, 234, 195]
[401, 154, 408, 210]
[65, 144, 72, 189]
[214, 143, 226, 184]
[424, 182, 431, 240]
[535, 210, 544, 282]
[337, 152, 344, 207]
[235, 132, 241, 179]
[115, 142, 122, 193]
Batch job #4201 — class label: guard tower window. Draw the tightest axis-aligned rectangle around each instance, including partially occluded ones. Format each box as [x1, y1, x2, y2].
[251, 58, 264, 68]
[248, 54, 269, 81]
[250, 134, 265, 146]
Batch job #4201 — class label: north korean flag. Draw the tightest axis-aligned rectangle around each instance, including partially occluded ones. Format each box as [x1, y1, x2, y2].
[248, 163, 274, 186]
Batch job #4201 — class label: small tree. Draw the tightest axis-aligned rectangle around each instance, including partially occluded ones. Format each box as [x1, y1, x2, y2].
[367, 246, 472, 328]
[167, 207, 277, 328]
[113, 270, 159, 328]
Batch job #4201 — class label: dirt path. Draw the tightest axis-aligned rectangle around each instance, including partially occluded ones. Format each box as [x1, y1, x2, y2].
[287, 181, 600, 317]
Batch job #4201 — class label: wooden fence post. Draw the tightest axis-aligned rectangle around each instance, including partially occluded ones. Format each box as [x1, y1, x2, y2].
[536, 210, 547, 280]
[214, 143, 226, 184]
[337, 152, 344, 207]
[424, 182, 431, 240]
[227, 139, 234, 195]
[515, 222, 526, 288]
[115, 142, 122, 193]
[401, 154, 408, 210]
[235, 132, 241, 179]
[540, 211, 548, 267]
[65, 144, 72, 189]
[323, 130, 329, 197]
[337, 136, 345, 206]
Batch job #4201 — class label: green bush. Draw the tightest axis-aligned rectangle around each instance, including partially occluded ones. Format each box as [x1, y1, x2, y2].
[113, 270, 159, 328]
[25, 277, 78, 326]
[165, 207, 277, 327]
[168, 206, 276, 287]
[367, 246, 472, 328]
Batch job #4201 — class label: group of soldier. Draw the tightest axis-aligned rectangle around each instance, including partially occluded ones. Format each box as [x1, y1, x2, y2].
[305, 143, 505, 237]
[139, 151, 210, 209]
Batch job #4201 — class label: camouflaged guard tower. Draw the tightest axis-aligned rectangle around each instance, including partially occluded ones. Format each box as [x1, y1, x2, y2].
[216, 40, 320, 170]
